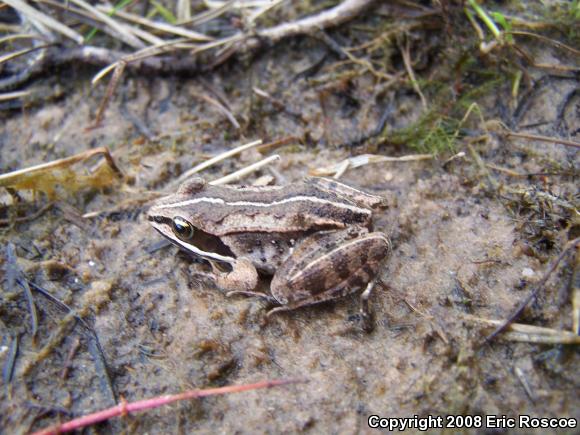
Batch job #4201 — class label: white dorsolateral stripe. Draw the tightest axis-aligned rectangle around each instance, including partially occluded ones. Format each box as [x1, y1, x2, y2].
[174, 238, 237, 264]
[155, 195, 372, 215]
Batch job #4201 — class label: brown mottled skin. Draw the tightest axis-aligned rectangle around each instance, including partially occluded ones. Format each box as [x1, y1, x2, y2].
[148, 177, 391, 317]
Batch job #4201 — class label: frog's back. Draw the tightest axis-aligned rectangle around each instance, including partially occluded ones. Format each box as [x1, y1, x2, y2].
[187, 179, 375, 236]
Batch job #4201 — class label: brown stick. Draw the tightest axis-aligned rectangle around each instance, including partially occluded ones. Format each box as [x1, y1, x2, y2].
[32, 378, 305, 435]
[47, 0, 377, 74]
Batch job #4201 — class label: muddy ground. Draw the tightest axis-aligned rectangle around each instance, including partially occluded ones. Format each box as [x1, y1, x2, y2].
[1, 2, 579, 434]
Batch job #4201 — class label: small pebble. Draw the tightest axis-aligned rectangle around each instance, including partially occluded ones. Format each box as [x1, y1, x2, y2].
[522, 267, 535, 279]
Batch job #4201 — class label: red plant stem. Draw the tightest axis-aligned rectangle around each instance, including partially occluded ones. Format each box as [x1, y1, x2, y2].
[32, 378, 304, 435]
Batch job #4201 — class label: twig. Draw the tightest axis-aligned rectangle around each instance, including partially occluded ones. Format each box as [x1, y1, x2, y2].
[91, 35, 241, 85]
[483, 237, 580, 344]
[10, 0, 376, 82]
[32, 378, 305, 435]
[257, 0, 377, 45]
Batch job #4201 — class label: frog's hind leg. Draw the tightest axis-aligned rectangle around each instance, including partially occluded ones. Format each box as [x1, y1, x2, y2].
[305, 177, 386, 209]
[267, 279, 379, 331]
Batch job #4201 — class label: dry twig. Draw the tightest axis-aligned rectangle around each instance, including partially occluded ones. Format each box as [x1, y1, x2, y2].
[32, 378, 305, 435]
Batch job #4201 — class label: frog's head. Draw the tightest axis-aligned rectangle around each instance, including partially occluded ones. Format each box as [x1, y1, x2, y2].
[148, 177, 236, 265]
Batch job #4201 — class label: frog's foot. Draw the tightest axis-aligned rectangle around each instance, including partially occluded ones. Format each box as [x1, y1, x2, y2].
[359, 280, 377, 333]
[226, 290, 277, 304]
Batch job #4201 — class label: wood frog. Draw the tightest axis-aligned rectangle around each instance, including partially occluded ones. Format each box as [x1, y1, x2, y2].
[148, 177, 390, 329]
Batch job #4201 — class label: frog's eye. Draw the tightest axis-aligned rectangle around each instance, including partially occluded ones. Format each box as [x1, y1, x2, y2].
[172, 216, 194, 240]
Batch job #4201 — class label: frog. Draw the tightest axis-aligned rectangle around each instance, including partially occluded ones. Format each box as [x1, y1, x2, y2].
[148, 176, 390, 329]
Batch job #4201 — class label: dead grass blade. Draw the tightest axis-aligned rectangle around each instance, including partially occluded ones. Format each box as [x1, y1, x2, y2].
[211, 155, 281, 185]
[0, 45, 51, 65]
[464, 314, 580, 345]
[0, 33, 46, 45]
[506, 131, 580, 149]
[39, 0, 163, 47]
[2, 334, 19, 385]
[174, 139, 263, 186]
[180, 0, 236, 26]
[311, 153, 433, 178]
[97, 5, 214, 42]
[400, 37, 427, 109]
[0, 147, 123, 199]
[0, 90, 31, 101]
[93, 61, 126, 127]
[192, 92, 240, 129]
[3, 0, 83, 44]
[67, 0, 145, 49]
[246, 0, 286, 24]
[509, 30, 580, 56]
[176, 0, 191, 22]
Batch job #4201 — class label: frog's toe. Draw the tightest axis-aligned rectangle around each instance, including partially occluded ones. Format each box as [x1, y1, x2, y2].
[266, 305, 293, 317]
[226, 290, 276, 304]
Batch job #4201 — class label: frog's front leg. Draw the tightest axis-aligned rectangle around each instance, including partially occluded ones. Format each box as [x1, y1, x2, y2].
[205, 257, 259, 293]
[268, 228, 391, 320]
[207, 258, 278, 303]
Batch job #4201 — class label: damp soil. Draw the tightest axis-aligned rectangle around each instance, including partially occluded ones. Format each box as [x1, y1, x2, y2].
[1, 6, 579, 435]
